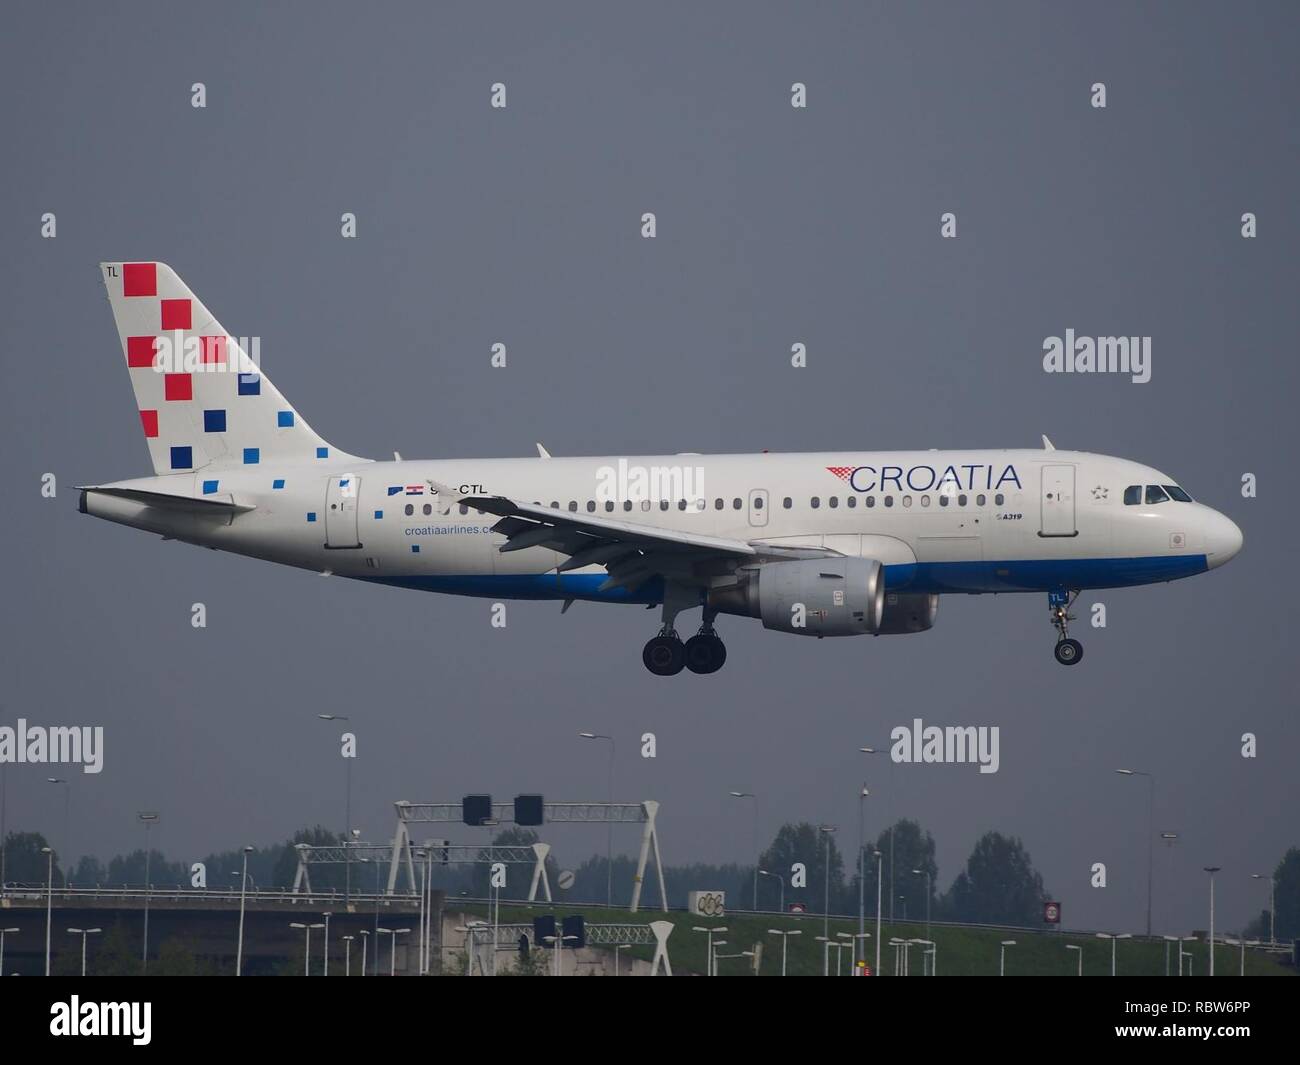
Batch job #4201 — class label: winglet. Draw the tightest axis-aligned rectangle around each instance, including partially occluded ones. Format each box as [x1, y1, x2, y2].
[536, 442, 551, 459]
[1041, 434, 1056, 451]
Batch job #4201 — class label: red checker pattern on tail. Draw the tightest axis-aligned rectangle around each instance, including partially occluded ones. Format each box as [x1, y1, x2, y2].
[140, 410, 159, 438]
[199, 335, 227, 364]
[826, 466, 854, 481]
[160, 299, 192, 330]
[127, 336, 159, 368]
[123, 263, 156, 297]
[164, 373, 192, 401]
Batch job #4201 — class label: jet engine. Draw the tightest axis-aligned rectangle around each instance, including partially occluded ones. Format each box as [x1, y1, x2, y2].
[709, 557, 885, 637]
[876, 592, 940, 634]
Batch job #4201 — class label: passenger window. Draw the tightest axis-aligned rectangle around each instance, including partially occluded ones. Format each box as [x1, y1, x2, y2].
[958, 494, 967, 507]
[1145, 485, 1169, 504]
[829, 496, 839, 508]
[995, 493, 1004, 506]
[623, 500, 633, 511]
[865, 496, 875, 508]
[920, 495, 930, 507]
[659, 500, 669, 511]
[846, 495, 857, 508]
[976, 494, 986, 507]
[811, 497, 820, 509]
[586, 500, 596, 512]
[678, 500, 687, 510]
[641, 500, 651, 512]
[753, 497, 763, 509]
[604, 501, 614, 512]
[939, 495, 949, 507]
[733, 498, 742, 509]
[902, 495, 912, 507]
[549, 501, 558, 509]
[1123, 485, 1142, 505]
[884, 496, 894, 508]
[404, 503, 414, 516]
[459, 504, 468, 515]
[783, 497, 792, 509]
[423, 503, 432, 515]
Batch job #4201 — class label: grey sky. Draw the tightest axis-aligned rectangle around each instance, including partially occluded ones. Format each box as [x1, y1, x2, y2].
[1, 1, 1296, 935]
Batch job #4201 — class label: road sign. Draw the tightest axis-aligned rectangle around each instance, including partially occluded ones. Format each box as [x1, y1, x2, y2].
[1044, 901, 1061, 924]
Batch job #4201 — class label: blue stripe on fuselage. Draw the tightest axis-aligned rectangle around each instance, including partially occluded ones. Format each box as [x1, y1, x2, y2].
[356, 555, 1207, 603]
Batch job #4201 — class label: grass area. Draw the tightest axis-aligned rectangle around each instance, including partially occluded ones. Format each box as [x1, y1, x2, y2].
[459, 902, 1294, 976]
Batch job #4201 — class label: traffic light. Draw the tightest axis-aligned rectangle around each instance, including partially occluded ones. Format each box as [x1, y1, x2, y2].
[562, 914, 586, 950]
[462, 794, 492, 826]
[514, 793, 544, 826]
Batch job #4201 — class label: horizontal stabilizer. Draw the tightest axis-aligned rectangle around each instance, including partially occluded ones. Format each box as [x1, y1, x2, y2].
[77, 485, 255, 515]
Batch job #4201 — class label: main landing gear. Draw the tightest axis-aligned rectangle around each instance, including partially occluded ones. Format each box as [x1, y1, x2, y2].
[1049, 590, 1084, 666]
[642, 590, 727, 676]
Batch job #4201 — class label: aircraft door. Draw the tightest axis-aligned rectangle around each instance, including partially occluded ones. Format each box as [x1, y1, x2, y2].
[748, 488, 769, 528]
[325, 475, 362, 548]
[1039, 465, 1077, 537]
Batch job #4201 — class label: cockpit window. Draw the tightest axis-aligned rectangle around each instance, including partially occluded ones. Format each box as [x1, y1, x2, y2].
[1163, 484, 1193, 502]
[1145, 485, 1170, 504]
[1123, 485, 1142, 505]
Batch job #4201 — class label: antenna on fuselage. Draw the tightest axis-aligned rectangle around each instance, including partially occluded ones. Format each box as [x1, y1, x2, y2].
[1041, 435, 1056, 451]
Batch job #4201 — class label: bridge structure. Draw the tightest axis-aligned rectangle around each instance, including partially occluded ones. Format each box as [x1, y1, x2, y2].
[389, 799, 667, 912]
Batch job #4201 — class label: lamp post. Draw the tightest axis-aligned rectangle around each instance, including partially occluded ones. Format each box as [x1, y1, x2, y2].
[1204, 866, 1220, 976]
[47, 777, 71, 879]
[767, 928, 802, 976]
[728, 790, 759, 910]
[289, 922, 324, 976]
[1096, 932, 1132, 976]
[691, 925, 727, 977]
[579, 732, 616, 907]
[909, 937, 934, 976]
[614, 943, 631, 976]
[818, 823, 836, 973]
[912, 867, 932, 939]
[758, 869, 783, 914]
[380, 927, 410, 976]
[317, 714, 353, 900]
[358, 929, 370, 977]
[1115, 769, 1155, 936]
[1066, 943, 1082, 976]
[0, 927, 17, 973]
[67, 927, 101, 976]
[137, 811, 159, 974]
[857, 746, 877, 943]
[321, 911, 333, 977]
[873, 849, 883, 976]
[42, 846, 54, 976]
[999, 939, 1016, 976]
[236, 844, 253, 976]
[1251, 873, 1276, 945]
[1162, 935, 1179, 976]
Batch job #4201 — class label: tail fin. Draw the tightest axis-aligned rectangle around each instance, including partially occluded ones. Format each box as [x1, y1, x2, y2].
[100, 261, 356, 475]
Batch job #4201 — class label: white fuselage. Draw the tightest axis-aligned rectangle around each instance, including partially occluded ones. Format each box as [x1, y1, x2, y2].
[81, 447, 1243, 605]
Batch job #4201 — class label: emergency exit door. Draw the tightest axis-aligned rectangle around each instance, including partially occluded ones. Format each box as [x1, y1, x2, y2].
[1039, 465, 1077, 537]
[325, 475, 362, 548]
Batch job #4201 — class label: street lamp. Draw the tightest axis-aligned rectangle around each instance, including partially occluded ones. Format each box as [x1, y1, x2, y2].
[857, 746, 878, 945]
[321, 911, 333, 977]
[47, 777, 71, 880]
[42, 845, 53, 976]
[137, 812, 159, 974]
[691, 925, 728, 977]
[318, 714, 354, 901]
[728, 791, 759, 910]
[715, 948, 755, 973]
[1204, 866, 1220, 976]
[909, 937, 934, 976]
[236, 844, 254, 976]
[579, 731, 617, 907]
[912, 867, 932, 939]
[289, 922, 325, 976]
[873, 849, 883, 976]
[1115, 769, 1155, 936]
[818, 823, 836, 972]
[766, 928, 802, 976]
[999, 940, 1016, 976]
[1096, 932, 1132, 976]
[67, 927, 101, 976]
[0, 928, 17, 974]
[758, 869, 784, 913]
[1250, 873, 1276, 945]
[614, 943, 631, 976]
[379, 927, 411, 976]
[358, 929, 370, 977]
[1066, 943, 1082, 976]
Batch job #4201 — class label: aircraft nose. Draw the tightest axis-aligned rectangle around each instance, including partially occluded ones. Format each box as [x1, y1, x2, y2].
[1205, 510, 1243, 569]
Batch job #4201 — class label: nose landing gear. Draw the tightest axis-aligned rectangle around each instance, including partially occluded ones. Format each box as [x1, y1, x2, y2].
[1049, 590, 1084, 666]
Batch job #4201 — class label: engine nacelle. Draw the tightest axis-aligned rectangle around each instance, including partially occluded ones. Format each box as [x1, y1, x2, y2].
[876, 592, 939, 634]
[710, 557, 886, 637]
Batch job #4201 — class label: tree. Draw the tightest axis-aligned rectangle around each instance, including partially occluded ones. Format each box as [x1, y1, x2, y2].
[849, 819, 938, 922]
[1244, 846, 1300, 942]
[946, 831, 1048, 926]
[758, 823, 845, 914]
[1, 831, 65, 886]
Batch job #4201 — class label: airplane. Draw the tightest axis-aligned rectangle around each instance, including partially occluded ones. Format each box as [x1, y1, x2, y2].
[80, 262, 1244, 675]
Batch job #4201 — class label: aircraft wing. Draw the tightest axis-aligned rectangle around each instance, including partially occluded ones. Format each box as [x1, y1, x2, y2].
[444, 483, 826, 593]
